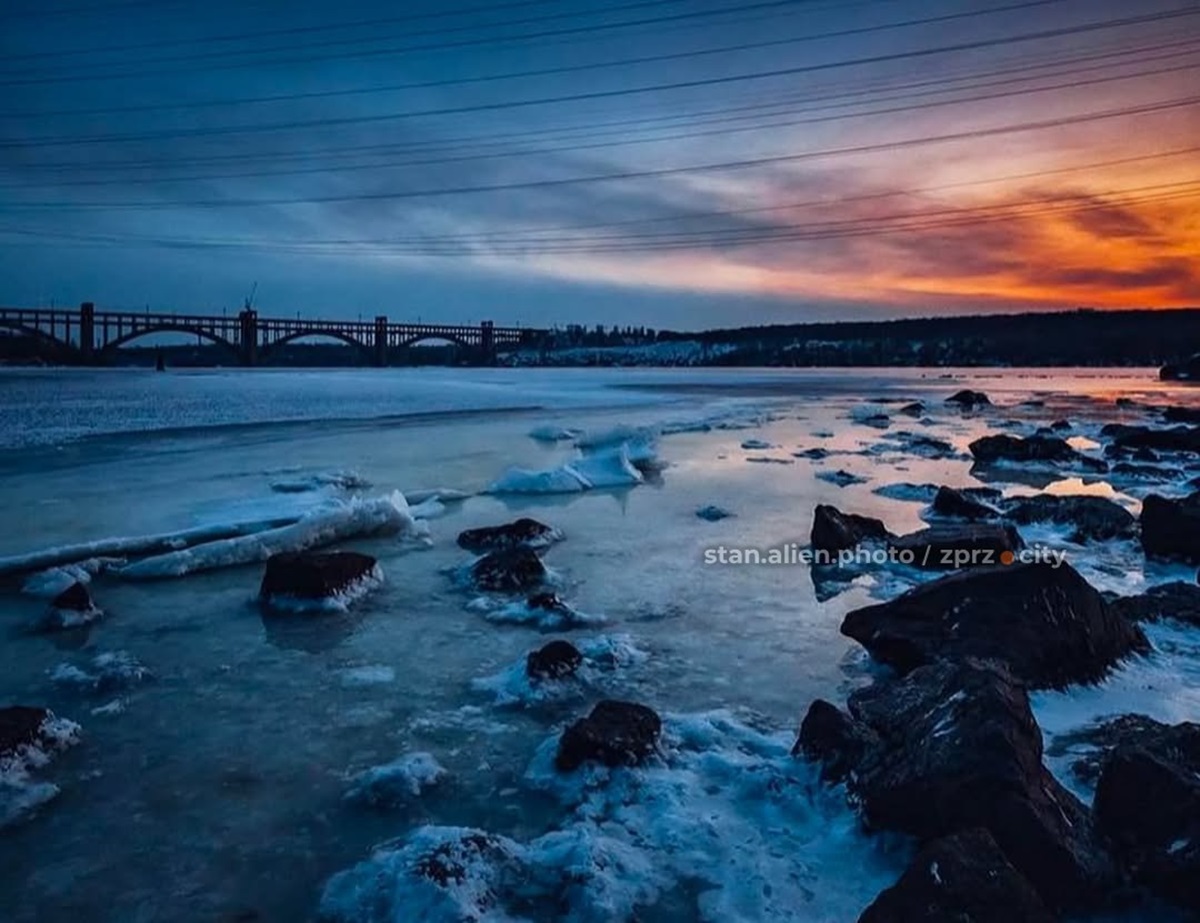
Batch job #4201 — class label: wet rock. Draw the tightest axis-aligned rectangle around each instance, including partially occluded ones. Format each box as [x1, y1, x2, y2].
[414, 831, 517, 888]
[1109, 581, 1200, 627]
[1050, 419, 1073, 431]
[945, 389, 991, 409]
[969, 433, 1090, 465]
[811, 504, 891, 554]
[40, 581, 103, 631]
[525, 640, 583, 681]
[888, 433, 957, 459]
[471, 547, 547, 593]
[1004, 494, 1136, 542]
[456, 518, 559, 554]
[259, 551, 378, 604]
[794, 699, 878, 784]
[841, 562, 1148, 688]
[1140, 492, 1200, 562]
[816, 469, 868, 488]
[847, 660, 1114, 912]
[1163, 406, 1200, 425]
[695, 504, 733, 521]
[858, 828, 1055, 923]
[889, 523, 1022, 568]
[0, 706, 53, 758]
[1051, 714, 1178, 787]
[1094, 718, 1200, 913]
[1107, 424, 1200, 454]
[794, 447, 830, 460]
[897, 401, 924, 417]
[1160, 355, 1200, 382]
[555, 699, 661, 772]
[930, 485, 1000, 521]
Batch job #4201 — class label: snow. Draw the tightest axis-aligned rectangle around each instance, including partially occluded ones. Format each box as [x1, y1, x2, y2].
[465, 596, 605, 631]
[49, 651, 152, 694]
[529, 424, 582, 442]
[117, 492, 425, 580]
[471, 635, 648, 707]
[269, 470, 372, 493]
[0, 712, 81, 830]
[487, 439, 657, 495]
[21, 558, 118, 598]
[320, 710, 901, 923]
[339, 665, 397, 687]
[344, 752, 447, 807]
[262, 563, 385, 613]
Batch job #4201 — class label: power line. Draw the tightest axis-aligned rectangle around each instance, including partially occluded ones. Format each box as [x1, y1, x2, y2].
[7, 6, 1196, 147]
[7, 94, 1198, 209]
[4, 59, 1194, 191]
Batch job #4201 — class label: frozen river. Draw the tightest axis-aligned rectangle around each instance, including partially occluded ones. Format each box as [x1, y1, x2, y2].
[2, 366, 1198, 922]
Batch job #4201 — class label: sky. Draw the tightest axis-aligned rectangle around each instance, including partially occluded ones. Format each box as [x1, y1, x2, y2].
[0, 0, 1197, 331]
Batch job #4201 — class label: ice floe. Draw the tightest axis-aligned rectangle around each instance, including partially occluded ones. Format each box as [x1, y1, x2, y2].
[344, 751, 447, 807]
[471, 635, 648, 708]
[49, 651, 152, 695]
[269, 470, 372, 493]
[487, 437, 658, 495]
[465, 595, 604, 631]
[1, 712, 81, 829]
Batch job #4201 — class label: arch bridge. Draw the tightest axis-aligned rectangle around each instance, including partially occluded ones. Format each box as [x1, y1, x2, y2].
[0, 303, 547, 366]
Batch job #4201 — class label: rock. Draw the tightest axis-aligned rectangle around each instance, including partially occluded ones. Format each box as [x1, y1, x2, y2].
[969, 433, 1090, 465]
[1093, 718, 1200, 913]
[1163, 406, 1200, 425]
[841, 562, 1148, 688]
[1051, 419, 1073, 431]
[816, 469, 869, 488]
[0, 706, 53, 758]
[811, 504, 891, 554]
[858, 828, 1055, 923]
[52, 582, 93, 611]
[470, 547, 547, 592]
[1004, 494, 1136, 542]
[930, 485, 999, 521]
[259, 551, 378, 604]
[793, 699, 878, 784]
[794, 447, 830, 460]
[889, 523, 1022, 568]
[1160, 354, 1200, 382]
[40, 581, 103, 631]
[1108, 425, 1200, 454]
[945, 389, 991, 408]
[1050, 714, 1177, 787]
[1140, 493, 1200, 562]
[457, 518, 559, 553]
[526, 591, 570, 613]
[1109, 581, 1200, 627]
[898, 401, 924, 417]
[847, 660, 1114, 911]
[555, 700, 661, 772]
[525, 640, 583, 680]
[695, 504, 733, 521]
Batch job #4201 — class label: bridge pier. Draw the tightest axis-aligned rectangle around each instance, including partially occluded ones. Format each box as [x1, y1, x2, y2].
[79, 302, 95, 364]
[374, 315, 388, 367]
[239, 309, 258, 366]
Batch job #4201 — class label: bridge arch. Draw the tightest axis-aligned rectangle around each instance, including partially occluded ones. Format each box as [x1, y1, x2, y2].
[98, 325, 241, 362]
[258, 329, 373, 363]
[395, 333, 472, 349]
[0, 320, 80, 360]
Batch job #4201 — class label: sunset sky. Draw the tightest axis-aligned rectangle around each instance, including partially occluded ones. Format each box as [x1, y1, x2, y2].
[0, 0, 1197, 329]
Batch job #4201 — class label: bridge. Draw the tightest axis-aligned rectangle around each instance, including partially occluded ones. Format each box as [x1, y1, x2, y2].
[0, 303, 549, 366]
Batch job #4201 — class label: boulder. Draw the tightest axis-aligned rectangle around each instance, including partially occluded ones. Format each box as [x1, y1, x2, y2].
[841, 562, 1148, 688]
[846, 660, 1114, 911]
[0, 706, 53, 759]
[969, 433, 1092, 465]
[1107, 425, 1200, 454]
[40, 581, 103, 631]
[1093, 718, 1200, 913]
[1163, 406, 1200, 425]
[889, 523, 1022, 569]
[811, 504, 891, 554]
[945, 390, 991, 409]
[1003, 494, 1136, 542]
[858, 828, 1055, 923]
[794, 699, 878, 784]
[457, 518, 559, 554]
[1140, 493, 1200, 562]
[259, 551, 378, 603]
[1051, 419, 1073, 431]
[470, 547, 547, 592]
[898, 401, 924, 417]
[1050, 714, 1180, 787]
[525, 640, 583, 680]
[1109, 581, 1200, 627]
[555, 700, 661, 772]
[930, 485, 999, 521]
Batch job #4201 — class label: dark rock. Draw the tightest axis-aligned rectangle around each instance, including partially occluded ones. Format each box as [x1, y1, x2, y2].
[945, 390, 991, 409]
[795, 447, 831, 460]
[811, 504, 891, 553]
[470, 547, 546, 592]
[0, 706, 53, 758]
[1051, 419, 1073, 431]
[1163, 406, 1200, 425]
[842, 562, 1148, 688]
[525, 640, 583, 680]
[1094, 718, 1200, 913]
[930, 485, 1000, 521]
[259, 551, 378, 603]
[526, 591, 568, 611]
[40, 581, 103, 631]
[847, 660, 1114, 911]
[555, 699, 661, 772]
[457, 518, 559, 554]
[793, 699, 878, 784]
[1140, 492, 1200, 562]
[889, 523, 1023, 569]
[51, 582, 94, 612]
[817, 469, 868, 488]
[1109, 425, 1200, 454]
[1109, 581, 1200, 627]
[1160, 354, 1200, 382]
[695, 504, 733, 521]
[1004, 494, 1136, 542]
[858, 828, 1055, 923]
[414, 831, 517, 888]
[895, 434, 957, 459]
[969, 433, 1086, 465]
[898, 401, 924, 417]
[1050, 714, 1178, 787]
